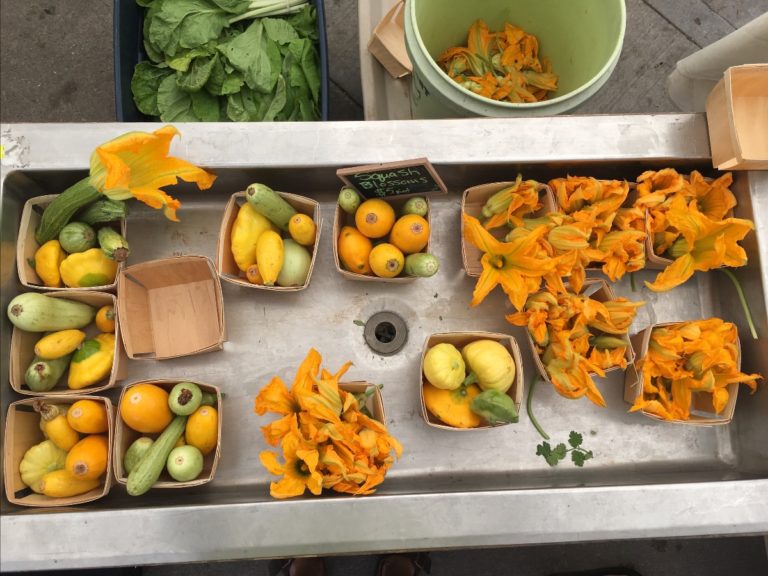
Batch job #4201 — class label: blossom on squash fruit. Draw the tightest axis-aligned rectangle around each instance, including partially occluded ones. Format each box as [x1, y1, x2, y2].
[88, 125, 216, 221]
[255, 348, 401, 499]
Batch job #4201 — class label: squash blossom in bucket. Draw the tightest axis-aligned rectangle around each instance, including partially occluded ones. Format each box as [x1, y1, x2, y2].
[35, 126, 216, 244]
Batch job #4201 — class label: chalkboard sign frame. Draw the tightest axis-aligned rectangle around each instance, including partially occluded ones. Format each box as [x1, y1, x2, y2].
[336, 158, 448, 200]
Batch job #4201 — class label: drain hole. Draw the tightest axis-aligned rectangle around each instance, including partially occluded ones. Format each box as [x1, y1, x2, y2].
[374, 322, 396, 344]
[363, 311, 408, 356]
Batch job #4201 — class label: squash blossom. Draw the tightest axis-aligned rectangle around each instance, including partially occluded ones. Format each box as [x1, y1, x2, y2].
[89, 125, 216, 221]
[631, 319, 761, 421]
[463, 213, 554, 310]
[255, 348, 402, 499]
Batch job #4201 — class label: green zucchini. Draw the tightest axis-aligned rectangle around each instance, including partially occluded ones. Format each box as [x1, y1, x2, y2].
[35, 179, 103, 244]
[123, 437, 154, 474]
[168, 382, 203, 416]
[338, 187, 361, 214]
[97, 227, 130, 262]
[200, 391, 218, 407]
[127, 415, 187, 496]
[166, 445, 204, 482]
[7, 293, 96, 332]
[77, 199, 128, 226]
[402, 197, 428, 217]
[404, 253, 440, 278]
[25, 354, 72, 392]
[59, 222, 96, 253]
[245, 183, 297, 231]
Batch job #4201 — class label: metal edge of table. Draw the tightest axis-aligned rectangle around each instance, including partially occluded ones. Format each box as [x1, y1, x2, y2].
[2, 115, 767, 571]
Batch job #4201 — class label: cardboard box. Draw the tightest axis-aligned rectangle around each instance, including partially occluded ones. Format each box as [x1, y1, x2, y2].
[16, 194, 127, 291]
[367, 1, 412, 79]
[339, 381, 386, 423]
[332, 193, 432, 283]
[117, 255, 225, 360]
[114, 380, 222, 489]
[528, 279, 635, 389]
[216, 191, 322, 292]
[419, 331, 524, 431]
[9, 291, 127, 396]
[461, 182, 555, 277]
[706, 64, 768, 171]
[624, 322, 740, 425]
[4, 395, 115, 507]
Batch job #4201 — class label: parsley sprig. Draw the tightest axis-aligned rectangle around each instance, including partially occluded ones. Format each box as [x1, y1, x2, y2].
[536, 431, 594, 467]
[527, 376, 595, 467]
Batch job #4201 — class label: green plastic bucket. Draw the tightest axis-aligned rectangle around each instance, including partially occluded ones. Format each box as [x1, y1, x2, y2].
[404, 0, 626, 118]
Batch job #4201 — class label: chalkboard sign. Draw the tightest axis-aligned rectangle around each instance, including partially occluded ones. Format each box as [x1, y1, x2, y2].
[336, 158, 448, 200]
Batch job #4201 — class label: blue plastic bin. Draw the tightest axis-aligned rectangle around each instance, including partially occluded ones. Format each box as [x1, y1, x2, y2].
[113, 0, 330, 121]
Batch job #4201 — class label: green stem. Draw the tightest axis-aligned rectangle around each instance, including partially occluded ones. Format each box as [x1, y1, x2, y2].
[526, 374, 549, 440]
[462, 372, 479, 387]
[717, 268, 758, 340]
[35, 177, 102, 244]
[630, 271, 637, 292]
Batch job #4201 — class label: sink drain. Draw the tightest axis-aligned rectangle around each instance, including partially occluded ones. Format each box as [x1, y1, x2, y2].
[364, 311, 408, 356]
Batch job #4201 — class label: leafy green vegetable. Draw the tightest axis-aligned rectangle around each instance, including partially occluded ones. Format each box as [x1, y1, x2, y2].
[132, 1, 321, 122]
[536, 431, 594, 467]
[131, 62, 173, 116]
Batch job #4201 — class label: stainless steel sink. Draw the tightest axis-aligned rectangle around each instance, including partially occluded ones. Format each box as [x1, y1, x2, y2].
[1, 117, 767, 571]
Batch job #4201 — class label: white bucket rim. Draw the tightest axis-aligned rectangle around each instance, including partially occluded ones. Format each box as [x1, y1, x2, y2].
[407, 0, 627, 109]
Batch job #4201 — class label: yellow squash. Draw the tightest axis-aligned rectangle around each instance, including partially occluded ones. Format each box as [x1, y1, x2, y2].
[462, 340, 516, 393]
[287, 213, 317, 246]
[35, 469, 101, 498]
[422, 383, 482, 428]
[95, 305, 116, 333]
[65, 434, 109, 480]
[60, 248, 118, 288]
[186, 406, 218, 456]
[34, 329, 86, 360]
[34, 239, 66, 287]
[423, 343, 466, 390]
[66, 399, 109, 434]
[256, 230, 284, 286]
[68, 333, 115, 389]
[230, 202, 275, 272]
[35, 402, 80, 451]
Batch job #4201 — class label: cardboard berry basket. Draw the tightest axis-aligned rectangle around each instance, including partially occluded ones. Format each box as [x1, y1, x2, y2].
[117, 255, 225, 360]
[623, 322, 741, 426]
[332, 192, 433, 283]
[419, 331, 524, 431]
[17, 194, 127, 292]
[113, 379, 223, 490]
[3, 395, 115, 507]
[340, 381, 386, 422]
[461, 181, 556, 278]
[527, 279, 635, 389]
[216, 190, 322, 292]
[9, 291, 127, 396]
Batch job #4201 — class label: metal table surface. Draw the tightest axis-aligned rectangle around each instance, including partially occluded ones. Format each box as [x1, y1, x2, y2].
[1, 116, 767, 571]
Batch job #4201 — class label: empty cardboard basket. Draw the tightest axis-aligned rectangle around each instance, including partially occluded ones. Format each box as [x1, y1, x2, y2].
[216, 191, 322, 291]
[332, 193, 432, 283]
[9, 291, 127, 396]
[17, 194, 127, 291]
[461, 181, 555, 277]
[706, 64, 768, 171]
[117, 255, 225, 360]
[114, 379, 222, 490]
[4, 395, 115, 507]
[420, 331, 524, 431]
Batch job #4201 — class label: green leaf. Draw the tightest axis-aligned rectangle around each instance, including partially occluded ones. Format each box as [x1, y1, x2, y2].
[263, 17, 300, 45]
[353, 320, 365, 327]
[226, 92, 249, 122]
[299, 39, 320, 104]
[568, 431, 583, 449]
[166, 44, 216, 72]
[218, 20, 275, 93]
[191, 90, 221, 120]
[263, 75, 288, 121]
[131, 62, 173, 116]
[157, 74, 199, 121]
[572, 450, 593, 467]
[208, 0, 251, 13]
[205, 54, 245, 95]
[176, 55, 217, 92]
[149, 0, 230, 57]
[285, 5, 317, 41]
[136, 0, 157, 6]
